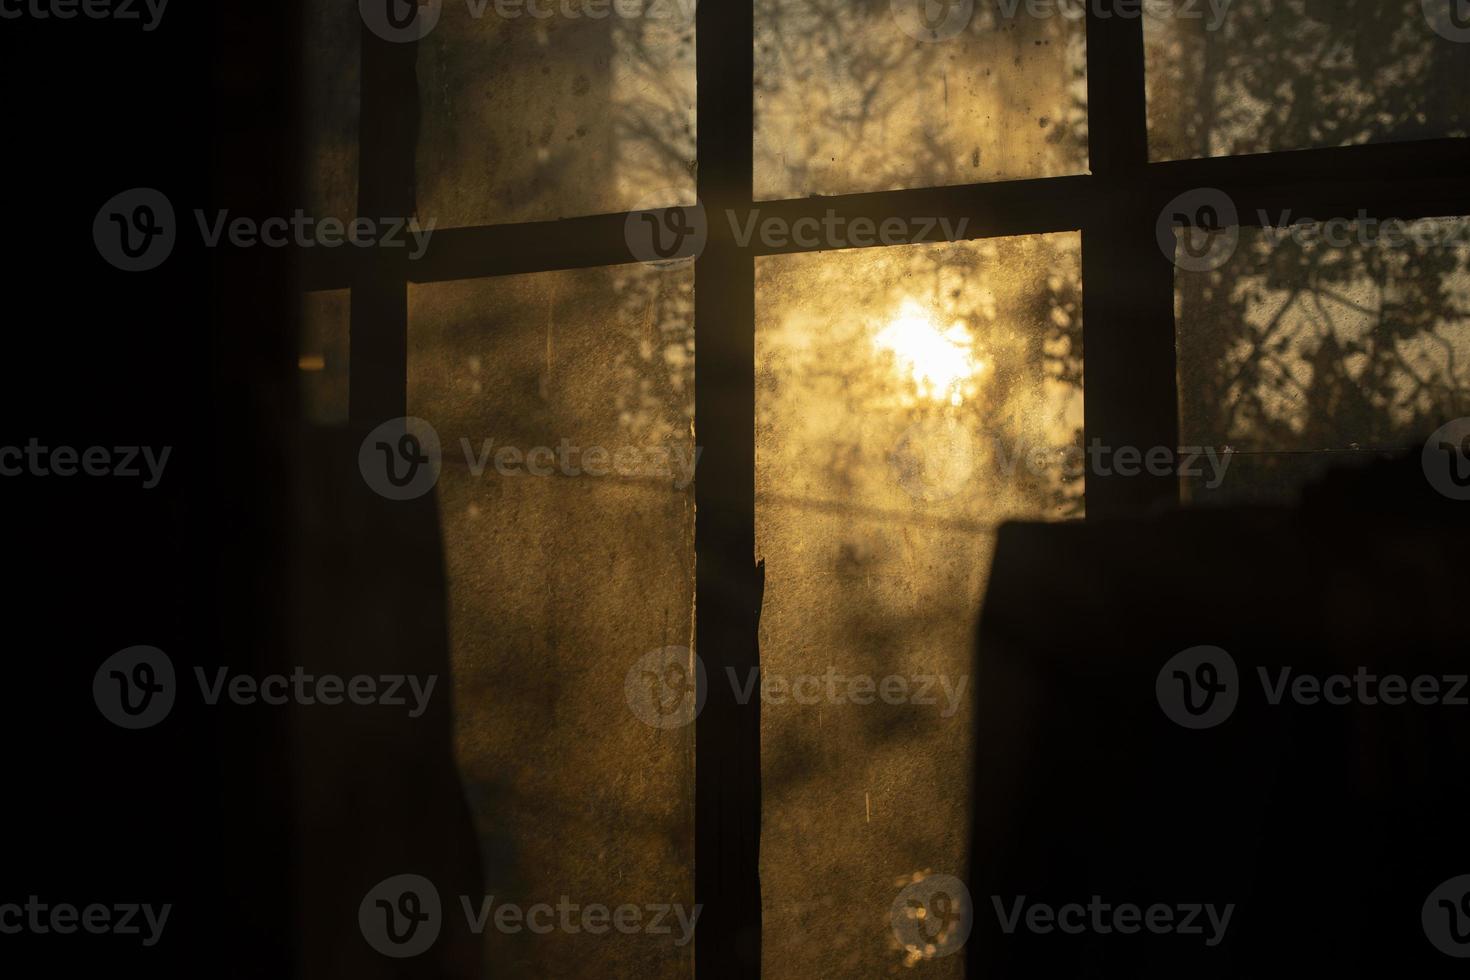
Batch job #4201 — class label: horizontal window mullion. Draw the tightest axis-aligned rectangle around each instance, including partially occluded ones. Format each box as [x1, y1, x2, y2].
[300, 137, 1470, 293]
[1148, 139, 1470, 227]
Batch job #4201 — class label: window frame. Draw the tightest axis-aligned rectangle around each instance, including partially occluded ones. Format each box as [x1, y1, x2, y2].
[298, 5, 1470, 978]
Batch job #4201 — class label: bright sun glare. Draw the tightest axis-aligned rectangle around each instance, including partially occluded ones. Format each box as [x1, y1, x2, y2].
[873, 300, 982, 405]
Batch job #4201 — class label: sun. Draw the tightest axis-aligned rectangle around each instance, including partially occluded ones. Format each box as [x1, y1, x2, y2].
[873, 300, 983, 405]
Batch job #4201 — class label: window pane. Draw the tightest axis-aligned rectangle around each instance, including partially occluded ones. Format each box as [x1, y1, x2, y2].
[755, 0, 1088, 201]
[300, 289, 350, 425]
[417, 6, 696, 227]
[302, 0, 360, 221]
[755, 235, 1083, 978]
[1175, 214, 1470, 504]
[409, 264, 695, 978]
[1147, 0, 1470, 160]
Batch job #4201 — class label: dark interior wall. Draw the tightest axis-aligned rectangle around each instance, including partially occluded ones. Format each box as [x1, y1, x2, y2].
[0, 1, 300, 975]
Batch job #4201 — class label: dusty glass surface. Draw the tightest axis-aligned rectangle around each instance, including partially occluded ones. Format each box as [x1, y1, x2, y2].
[300, 289, 350, 425]
[417, 3, 696, 227]
[1175, 215, 1470, 503]
[408, 264, 695, 978]
[1146, 0, 1470, 160]
[755, 235, 1083, 978]
[302, 0, 360, 221]
[754, 0, 1088, 201]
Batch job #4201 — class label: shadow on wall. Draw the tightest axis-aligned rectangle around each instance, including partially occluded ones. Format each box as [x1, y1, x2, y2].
[291, 423, 484, 980]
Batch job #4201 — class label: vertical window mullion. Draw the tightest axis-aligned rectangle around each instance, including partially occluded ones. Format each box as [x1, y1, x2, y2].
[349, 25, 416, 423]
[1082, 6, 1181, 518]
[694, 0, 761, 977]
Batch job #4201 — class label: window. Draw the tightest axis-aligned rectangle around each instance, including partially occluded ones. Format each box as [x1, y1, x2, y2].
[300, 2, 1470, 977]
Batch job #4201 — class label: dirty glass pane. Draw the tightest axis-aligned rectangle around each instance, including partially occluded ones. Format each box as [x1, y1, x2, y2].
[1146, 0, 1470, 161]
[754, 0, 1088, 201]
[755, 235, 1083, 978]
[301, 0, 360, 221]
[417, 3, 696, 227]
[408, 263, 695, 978]
[300, 289, 350, 425]
[1175, 214, 1470, 504]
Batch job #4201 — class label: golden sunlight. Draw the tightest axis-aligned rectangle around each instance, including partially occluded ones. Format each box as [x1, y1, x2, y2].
[873, 300, 982, 405]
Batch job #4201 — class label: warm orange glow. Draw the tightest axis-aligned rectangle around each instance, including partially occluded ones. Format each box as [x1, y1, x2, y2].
[873, 300, 982, 405]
